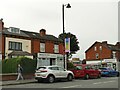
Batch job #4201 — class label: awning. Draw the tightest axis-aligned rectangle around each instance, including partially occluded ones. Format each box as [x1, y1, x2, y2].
[8, 51, 33, 56]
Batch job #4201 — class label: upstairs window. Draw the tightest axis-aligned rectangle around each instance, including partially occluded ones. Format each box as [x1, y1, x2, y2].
[40, 43, 45, 52]
[54, 44, 59, 53]
[94, 46, 97, 51]
[99, 46, 102, 51]
[9, 41, 22, 51]
[9, 27, 20, 34]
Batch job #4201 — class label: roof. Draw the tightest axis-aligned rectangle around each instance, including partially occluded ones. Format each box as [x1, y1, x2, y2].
[85, 41, 120, 53]
[3, 28, 30, 38]
[2, 28, 63, 43]
[85, 41, 99, 53]
[21, 30, 63, 42]
[8, 51, 33, 56]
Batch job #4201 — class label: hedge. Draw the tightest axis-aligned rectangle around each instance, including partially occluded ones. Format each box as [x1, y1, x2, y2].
[1, 57, 37, 74]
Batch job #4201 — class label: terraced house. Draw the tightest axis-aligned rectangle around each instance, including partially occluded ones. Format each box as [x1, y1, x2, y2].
[85, 41, 120, 69]
[0, 19, 64, 67]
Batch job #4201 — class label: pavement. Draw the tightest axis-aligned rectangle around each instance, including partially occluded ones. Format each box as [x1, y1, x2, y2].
[1, 78, 36, 86]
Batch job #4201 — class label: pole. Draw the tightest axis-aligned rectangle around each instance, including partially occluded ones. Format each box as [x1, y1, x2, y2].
[62, 4, 66, 69]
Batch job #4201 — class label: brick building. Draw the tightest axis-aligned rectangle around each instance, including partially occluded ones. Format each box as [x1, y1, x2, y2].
[0, 19, 64, 67]
[85, 41, 120, 65]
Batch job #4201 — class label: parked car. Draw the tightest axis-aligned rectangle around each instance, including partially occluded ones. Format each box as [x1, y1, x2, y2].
[70, 64, 101, 79]
[35, 65, 74, 83]
[99, 67, 119, 77]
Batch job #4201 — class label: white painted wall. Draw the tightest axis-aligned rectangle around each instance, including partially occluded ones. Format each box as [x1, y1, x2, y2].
[5, 37, 31, 58]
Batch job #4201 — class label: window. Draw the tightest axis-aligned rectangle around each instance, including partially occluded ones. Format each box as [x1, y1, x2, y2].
[96, 53, 99, 59]
[99, 46, 102, 51]
[76, 66, 82, 70]
[49, 67, 59, 70]
[94, 46, 97, 51]
[54, 44, 59, 53]
[9, 41, 22, 51]
[9, 27, 20, 33]
[40, 43, 45, 52]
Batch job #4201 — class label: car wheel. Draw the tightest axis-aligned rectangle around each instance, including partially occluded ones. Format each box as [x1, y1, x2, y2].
[98, 73, 101, 78]
[38, 79, 42, 83]
[47, 75, 55, 83]
[117, 72, 119, 77]
[67, 74, 73, 81]
[84, 74, 89, 80]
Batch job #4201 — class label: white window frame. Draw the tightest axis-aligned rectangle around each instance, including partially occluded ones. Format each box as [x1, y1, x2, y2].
[96, 53, 99, 59]
[40, 43, 45, 52]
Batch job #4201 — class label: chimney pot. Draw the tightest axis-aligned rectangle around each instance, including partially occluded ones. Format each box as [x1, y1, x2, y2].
[0, 18, 4, 31]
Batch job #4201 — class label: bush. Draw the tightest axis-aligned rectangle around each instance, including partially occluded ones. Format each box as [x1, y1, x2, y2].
[67, 62, 75, 70]
[1, 57, 37, 74]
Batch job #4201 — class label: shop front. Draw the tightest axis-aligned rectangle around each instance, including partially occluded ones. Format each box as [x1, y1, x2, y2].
[37, 53, 64, 68]
[102, 59, 118, 71]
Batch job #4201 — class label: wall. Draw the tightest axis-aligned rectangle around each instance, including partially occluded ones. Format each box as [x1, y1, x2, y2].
[5, 37, 31, 58]
[45, 41, 54, 53]
[86, 43, 112, 60]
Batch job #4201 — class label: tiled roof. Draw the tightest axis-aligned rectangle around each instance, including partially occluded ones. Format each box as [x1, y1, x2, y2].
[2, 28, 63, 42]
[21, 30, 63, 42]
[106, 44, 120, 51]
[8, 51, 32, 56]
[3, 28, 30, 38]
[85, 41, 120, 53]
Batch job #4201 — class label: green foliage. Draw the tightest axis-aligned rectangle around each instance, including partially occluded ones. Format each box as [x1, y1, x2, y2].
[58, 32, 80, 58]
[1, 57, 37, 74]
[67, 62, 75, 70]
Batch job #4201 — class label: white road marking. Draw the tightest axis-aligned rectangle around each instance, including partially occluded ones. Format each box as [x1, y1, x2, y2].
[93, 80, 116, 85]
[61, 85, 82, 88]
[93, 82, 102, 84]
[103, 80, 116, 83]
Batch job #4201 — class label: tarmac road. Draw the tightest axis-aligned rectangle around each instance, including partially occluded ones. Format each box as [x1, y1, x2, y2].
[2, 77, 119, 89]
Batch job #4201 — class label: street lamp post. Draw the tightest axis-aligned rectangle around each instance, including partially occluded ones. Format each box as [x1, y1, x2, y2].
[62, 3, 71, 69]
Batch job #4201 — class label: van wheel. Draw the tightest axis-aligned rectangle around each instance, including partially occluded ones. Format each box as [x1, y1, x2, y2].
[67, 74, 73, 81]
[47, 75, 55, 83]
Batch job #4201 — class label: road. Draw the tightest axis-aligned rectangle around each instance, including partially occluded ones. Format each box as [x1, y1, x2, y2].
[2, 77, 119, 88]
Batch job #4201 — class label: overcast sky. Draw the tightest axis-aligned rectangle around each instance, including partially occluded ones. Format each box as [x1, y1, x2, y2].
[0, 0, 119, 59]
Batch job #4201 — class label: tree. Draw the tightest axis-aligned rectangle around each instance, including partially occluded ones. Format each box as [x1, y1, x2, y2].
[58, 32, 80, 58]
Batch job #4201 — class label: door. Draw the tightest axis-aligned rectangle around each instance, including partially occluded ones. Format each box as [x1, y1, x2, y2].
[58, 67, 68, 78]
[74, 65, 85, 78]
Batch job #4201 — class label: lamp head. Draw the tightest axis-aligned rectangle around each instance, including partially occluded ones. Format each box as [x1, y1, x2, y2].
[66, 3, 71, 8]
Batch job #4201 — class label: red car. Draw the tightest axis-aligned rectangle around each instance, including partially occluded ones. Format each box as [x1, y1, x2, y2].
[70, 64, 101, 79]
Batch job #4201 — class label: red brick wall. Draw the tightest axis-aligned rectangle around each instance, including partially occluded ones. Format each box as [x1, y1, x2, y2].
[45, 41, 54, 53]
[32, 39, 40, 53]
[86, 43, 112, 60]
[59, 43, 64, 54]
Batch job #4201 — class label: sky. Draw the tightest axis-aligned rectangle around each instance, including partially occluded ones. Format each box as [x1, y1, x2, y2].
[0, 0, 119, 60]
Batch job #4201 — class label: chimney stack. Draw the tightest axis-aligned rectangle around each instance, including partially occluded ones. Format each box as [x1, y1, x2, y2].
[40, 29, 46, 36]
[0, 18, 4, 31]
[115, 42, 120, 48]
[102, 41, 107, 45]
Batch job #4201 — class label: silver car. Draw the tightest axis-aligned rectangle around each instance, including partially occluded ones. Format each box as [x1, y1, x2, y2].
[35, 65, 74, 83]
